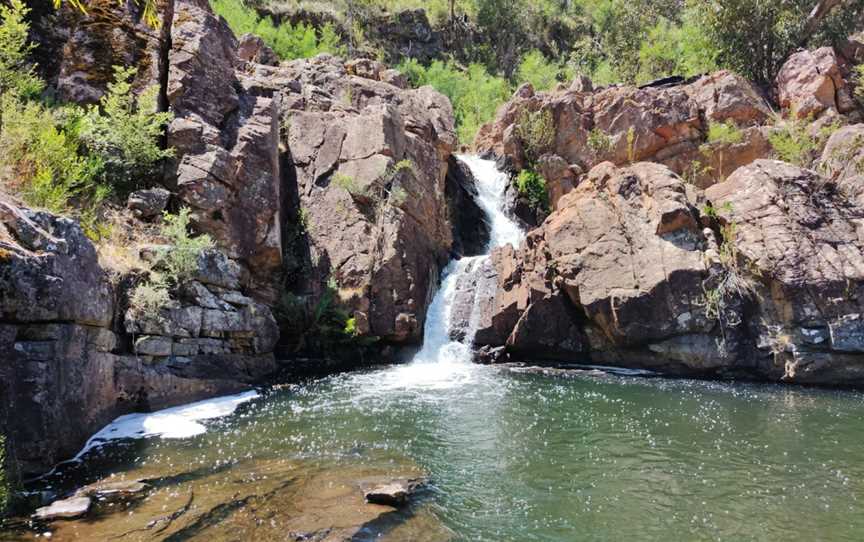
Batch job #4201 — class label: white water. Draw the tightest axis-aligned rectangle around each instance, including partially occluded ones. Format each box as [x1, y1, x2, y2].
[71, 156, 521, 454]
[365, 155, 525, 391]
[73, 391, 259, 459]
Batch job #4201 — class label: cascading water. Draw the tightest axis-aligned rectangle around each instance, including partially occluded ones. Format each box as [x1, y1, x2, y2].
[376, 155, 524, 388]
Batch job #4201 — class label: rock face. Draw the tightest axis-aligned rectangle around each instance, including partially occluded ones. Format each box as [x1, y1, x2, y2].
[776, 47, 847, 119]
[474, 70, 772, 193]
[0, 196, 277, 475]
[820, 123, 864, 203]
[166, 0, 283, 302]
[273, 54, 458, 344]
[475, 160, 864, 385]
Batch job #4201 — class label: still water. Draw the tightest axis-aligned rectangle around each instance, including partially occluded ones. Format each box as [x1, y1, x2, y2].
[15, 361, 864, 541]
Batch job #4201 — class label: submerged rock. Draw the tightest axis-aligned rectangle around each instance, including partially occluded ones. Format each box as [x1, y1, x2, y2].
[33, 496, 92, 521]
[363, 477, 427, 507]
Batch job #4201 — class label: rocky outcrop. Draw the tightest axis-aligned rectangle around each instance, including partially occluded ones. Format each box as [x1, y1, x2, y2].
[776, 47, 848, 119]
[474, 160, 864, 385]
[271, 54, 458, 344]
[445, 156, 491, 256]
[165, 0, 283, 302]
[30, 0, 167, 104]
[474, 70, 771, 187]
[820, 123, 864, 203]
[0, 196, 277, 475]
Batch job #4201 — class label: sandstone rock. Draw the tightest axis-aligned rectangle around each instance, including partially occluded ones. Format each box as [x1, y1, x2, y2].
[473, 69, 772, 192]
[819, 124, 864, 200]
[685, 70, 771, 125]
[134, 336, 173, 357]
[75, 479, 150, 502]
[362, 477, 426, 507]
[702, 160, 864, 382]
[237, 33, 279, 66]
[167, 0, 282, 302]
[279, 55, 457, 345]
[445, 156, 491, 256]
[776, 47, 845, 119]
[127, 187, 170, 220]
[32, 0, 165, 104]
[475, 162, 716, 369]
[0, 195, 113, 327]
[33, 496, 92, 521]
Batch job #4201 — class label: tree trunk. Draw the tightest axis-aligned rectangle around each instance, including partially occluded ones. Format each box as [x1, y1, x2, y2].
[800, 0, 845, 45]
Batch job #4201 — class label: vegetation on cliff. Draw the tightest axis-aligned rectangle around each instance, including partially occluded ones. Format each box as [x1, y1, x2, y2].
[0, 0, 172, 240]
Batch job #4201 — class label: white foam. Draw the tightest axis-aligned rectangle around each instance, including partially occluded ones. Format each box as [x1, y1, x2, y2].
[75, 390, 258, 459]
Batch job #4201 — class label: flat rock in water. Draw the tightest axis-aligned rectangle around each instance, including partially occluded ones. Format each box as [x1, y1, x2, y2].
[363, 477, 426, 507]
[33, 496, 92, 521]
[75, 479, 150, 502]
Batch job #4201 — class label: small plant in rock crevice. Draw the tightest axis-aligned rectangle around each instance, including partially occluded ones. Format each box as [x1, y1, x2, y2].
[700, 207, 755, 357]
[516, 169, 549, 211]
[515, 108, 554, 164]
[767, 113, 840, 168]
[587, 127, 613, 158]
[128, 208, 214, 320]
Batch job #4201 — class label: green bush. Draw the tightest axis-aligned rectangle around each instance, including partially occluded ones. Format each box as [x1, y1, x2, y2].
[515, 169, 548, 211]
[129, 209, 214, 317]
[515, 108, 554, 163]
[696, 0, 864, 85]
[705, 121, 744, 146]
[0, 0, 43, 99]
[856, 64, 864, 103]
[210, 0, 344, 60]
[0, 97, 104, 214]
[517, 50, 563, 92]
[399, 58, 511, 144]
[636, 12, 718, 84]
[81, 66, 174, 191]
[767, 115, 838, 167]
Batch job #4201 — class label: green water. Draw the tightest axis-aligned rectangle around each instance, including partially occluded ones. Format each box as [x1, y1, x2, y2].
[25, 362, 864, 541]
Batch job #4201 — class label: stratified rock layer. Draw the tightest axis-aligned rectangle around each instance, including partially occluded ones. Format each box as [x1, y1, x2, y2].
[475, 160, 864, 385]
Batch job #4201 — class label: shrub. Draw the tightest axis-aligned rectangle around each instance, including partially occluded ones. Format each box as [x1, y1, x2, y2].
[515, 108, 554, 163]
[129, 275, 171, 317]
[636, 12, 718, 84]
[0, 97, 103, 214]
[158, 208, 214, 282]
[695, 0, 864, 85]
[705, 121, 744, 146]
[515, 169, 548, 211]
[333, 172, 364, 198]
[767, 115, 838, 167]
[517, 50, 563, 91]
[81, 66, 174, 192]
[587, 127, 613, 157]
[129, 209, 213, 317]
[398, 59, 511, 144]
[0, 0, 43, 99]
[210, 0, 345, 60]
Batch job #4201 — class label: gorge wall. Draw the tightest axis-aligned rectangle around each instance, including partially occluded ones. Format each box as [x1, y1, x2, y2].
[468, 41, 864, 385]
[1, 0, 477, 475]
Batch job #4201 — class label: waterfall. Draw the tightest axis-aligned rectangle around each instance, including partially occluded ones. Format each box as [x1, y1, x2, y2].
[411, 155, 525, 366]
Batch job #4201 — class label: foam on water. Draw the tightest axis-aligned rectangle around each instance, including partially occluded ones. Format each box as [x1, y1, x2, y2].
[75, 390, 259, 458]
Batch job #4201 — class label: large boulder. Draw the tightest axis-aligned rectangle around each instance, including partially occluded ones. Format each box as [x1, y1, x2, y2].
[474, 162, 716, 369]
[473, 70, 772, 199]
[274, 54, 457, 344]
[819, 123, 864, 203]
[475, 160, 864, 385]
[705, 160, 864, 384]
[166, 0, 283, 302]
[776, 47, 846, 119]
